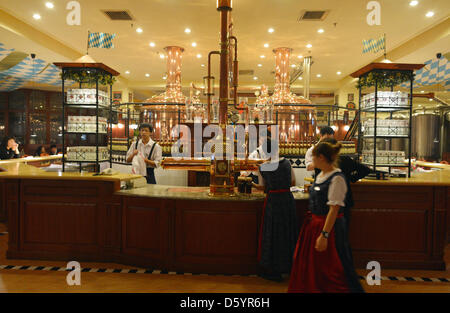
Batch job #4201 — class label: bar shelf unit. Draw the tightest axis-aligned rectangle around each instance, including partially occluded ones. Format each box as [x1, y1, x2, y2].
[54, 62, 120, 172]
[351, 63, 424, 178]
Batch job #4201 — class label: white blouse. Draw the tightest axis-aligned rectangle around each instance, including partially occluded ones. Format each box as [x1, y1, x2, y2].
[315, 168, 347, 207]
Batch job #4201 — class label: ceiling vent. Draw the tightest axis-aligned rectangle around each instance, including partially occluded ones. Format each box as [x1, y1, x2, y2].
[238, 69, 254, 76]
[298, 10, 329, 21]
[103, 10, 134, 21]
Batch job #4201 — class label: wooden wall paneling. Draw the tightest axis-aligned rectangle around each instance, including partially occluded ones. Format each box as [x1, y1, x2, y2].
[5, 180, 19, 258]
[121, 196, 172, 269]
[102, 194, 122, 254]
[349, 185, 445, 270]
[174, 199, 262, 274]
[432, 187, 447, 259]
[0, 180, 5, 222]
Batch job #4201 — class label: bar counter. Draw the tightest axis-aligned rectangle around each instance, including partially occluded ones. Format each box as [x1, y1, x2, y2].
[0, 162, 448, 273]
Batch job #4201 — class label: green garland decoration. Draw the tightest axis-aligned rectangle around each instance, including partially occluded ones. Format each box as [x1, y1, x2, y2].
[60, 70, 116, 86]
[356, 71, 414, 89]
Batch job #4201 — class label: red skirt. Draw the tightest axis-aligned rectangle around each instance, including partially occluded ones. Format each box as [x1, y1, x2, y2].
[288, 213, 350, 293]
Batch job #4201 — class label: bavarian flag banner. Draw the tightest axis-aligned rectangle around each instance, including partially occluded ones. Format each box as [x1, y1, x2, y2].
[362, 34, 385, 54]
[88, 32, 116, 49]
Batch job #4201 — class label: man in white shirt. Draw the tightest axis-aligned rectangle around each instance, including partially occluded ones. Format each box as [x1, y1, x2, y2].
[305, 126, 335, 172]
[126, 123, 162, 184]
[241, 132, 271, 183]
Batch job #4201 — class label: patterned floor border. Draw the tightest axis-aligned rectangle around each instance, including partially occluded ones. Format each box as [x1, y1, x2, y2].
[0, 264, 448, 283]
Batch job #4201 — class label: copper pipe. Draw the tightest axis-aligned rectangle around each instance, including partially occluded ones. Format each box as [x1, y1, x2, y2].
[207, 51, 220, 124]
[217, 2, 231, 126]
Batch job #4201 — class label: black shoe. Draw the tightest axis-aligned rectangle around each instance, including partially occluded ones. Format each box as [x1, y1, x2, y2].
[259, 272, 283, 282]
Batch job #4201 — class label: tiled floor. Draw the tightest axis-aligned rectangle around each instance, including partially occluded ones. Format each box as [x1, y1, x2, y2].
[0, 223, 448, 293]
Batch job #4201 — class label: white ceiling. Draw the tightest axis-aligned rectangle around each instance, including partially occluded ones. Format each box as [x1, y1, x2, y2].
[0, 0, 449, 94]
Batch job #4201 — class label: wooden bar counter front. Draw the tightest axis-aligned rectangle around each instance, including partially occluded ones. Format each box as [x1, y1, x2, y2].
[0, 162, 449, 273]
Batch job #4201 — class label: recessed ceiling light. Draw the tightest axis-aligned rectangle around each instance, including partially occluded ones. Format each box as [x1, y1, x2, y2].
[257, 64, 262, 67]
[429, 98, 433, 101]
[291, 64, 296, 68]
[159, 54, 165, 59]
[426, 11, 434, 17]
[337, 71, 342, 75]
[185, 28, 191, 34]
[192, 42, 197, 47]
[149, 42, 155, 47]
[125, 71, 130, 74]
[306, 44, 312, 49]
[316, 74, 322, 78]
[33, 13, 41, 20]
[45, 2, 54, 9]
[260, 55, 265, 59]
[253, 77, 258, 80]
[318, 29, 324, 33]
[409, 1, 419, 6]
[163, 76, 167, 80]
[268, 28, 274, 33]
[298, 77, 303, 80]
[201, 64, 205, 67]
[298, 55, 303, 59]
[264, 43, 269, 48]
[136, 27, 143, 33]
[145, 73, 150, 77]
[196, 54, 202, 58]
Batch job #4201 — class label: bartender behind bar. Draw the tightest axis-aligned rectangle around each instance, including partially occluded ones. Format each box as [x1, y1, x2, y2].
[126, 123, 162, 184]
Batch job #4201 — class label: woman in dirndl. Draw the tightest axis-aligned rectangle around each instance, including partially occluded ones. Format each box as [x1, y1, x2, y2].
[288, 142, 364, 293]
[254, 137, 299, 282]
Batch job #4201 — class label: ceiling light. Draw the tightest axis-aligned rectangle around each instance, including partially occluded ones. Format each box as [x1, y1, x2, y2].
[145, 73, 150, 77]
[125, 71, 130, 74]
[191, 42, 197, 47]
[268, 28, 274, 33]
[291, 64, 296, 68]
[33, 13, 41, 20]
[306, 44, 312, 48]
[298, 77, 303, 80]
[429, 98, 433, 101]
[149, 42, 155, 47]
[257, 64, 262, 67]
[420, 90, 424, 93]
[253, 77, 258, 80]
[201, 64, 205, 67]
[337, 71, 342, 75]
[264, 43, 269, 48]
[260, 55, 265, 59]
[45, 2, 54, 9]
[159, 54, 165, 59]
[318, 29, 324, 33]
[163, 76, 167, 80]
[136, 27, 143, 33]
[316, 74, 321, 78]
[409, 1, 419, 6]
[185, 28, 191, 34]
[426, 11, 434, 17]
[196, 54, 202, 58]
[298, 55, 303, 59]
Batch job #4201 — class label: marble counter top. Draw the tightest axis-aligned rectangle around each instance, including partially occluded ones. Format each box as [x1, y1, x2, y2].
[0, 162, 141, 182]
[116, 184, 310, 201]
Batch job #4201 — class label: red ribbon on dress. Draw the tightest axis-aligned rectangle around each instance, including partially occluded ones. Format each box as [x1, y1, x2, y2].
[257, 189, 290, 262]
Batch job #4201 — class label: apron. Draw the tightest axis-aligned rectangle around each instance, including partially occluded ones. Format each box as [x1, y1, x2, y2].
[136, 140, 157, 184]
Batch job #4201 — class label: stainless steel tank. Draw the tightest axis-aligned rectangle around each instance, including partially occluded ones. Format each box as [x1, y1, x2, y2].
[412, 111, 441, 161]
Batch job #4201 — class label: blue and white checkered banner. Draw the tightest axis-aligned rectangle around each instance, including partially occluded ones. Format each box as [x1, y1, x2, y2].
[0, 42, 64, 91]
[0, 43, 14, 60]
[88, 32, 116, 49]
[400, 57, 450, 90]
[362, 35, 385, 54]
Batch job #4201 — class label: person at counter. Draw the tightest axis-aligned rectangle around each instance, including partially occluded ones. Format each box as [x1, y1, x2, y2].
[126, 123, 162, 184]
[34, 146, 48, 157]
[288, 142, 363, 293]
[49, 144, 58, 155]
[305, 126, 335, 172]
[253, 136, 298, 282]
[240, 132, 271, 184]
[0, 136, 20, 160]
